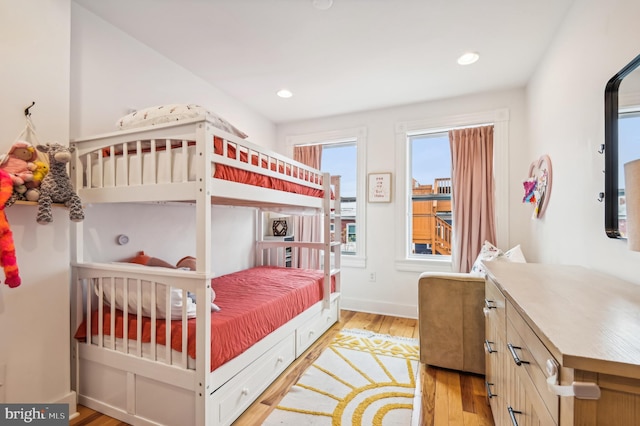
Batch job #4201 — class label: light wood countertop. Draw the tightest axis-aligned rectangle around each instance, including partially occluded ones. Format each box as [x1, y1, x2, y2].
[484, 261, 640, 379]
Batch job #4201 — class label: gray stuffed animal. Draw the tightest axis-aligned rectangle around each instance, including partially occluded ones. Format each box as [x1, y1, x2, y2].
[36, 143, 84, 224]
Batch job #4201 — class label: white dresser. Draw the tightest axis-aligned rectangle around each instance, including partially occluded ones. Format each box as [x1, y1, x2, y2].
[483, 261, 640, 425]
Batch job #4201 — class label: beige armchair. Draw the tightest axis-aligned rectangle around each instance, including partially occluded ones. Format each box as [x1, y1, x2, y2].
[418, 272, 485, 375]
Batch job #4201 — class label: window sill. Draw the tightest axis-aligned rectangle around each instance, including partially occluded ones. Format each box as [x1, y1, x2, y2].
[395, 257, 453, 273]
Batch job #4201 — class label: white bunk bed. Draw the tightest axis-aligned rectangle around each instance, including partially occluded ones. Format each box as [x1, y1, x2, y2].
[69, 116, 341, 426]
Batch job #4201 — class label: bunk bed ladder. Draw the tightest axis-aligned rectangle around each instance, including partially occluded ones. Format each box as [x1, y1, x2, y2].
[323, 174, 341, 310]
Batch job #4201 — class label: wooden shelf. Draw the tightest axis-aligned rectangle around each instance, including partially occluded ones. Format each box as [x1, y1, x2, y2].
[10, 200, 67, 207]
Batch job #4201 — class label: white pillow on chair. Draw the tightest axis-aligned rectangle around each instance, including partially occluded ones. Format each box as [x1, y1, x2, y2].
[470, 240, 526, 276]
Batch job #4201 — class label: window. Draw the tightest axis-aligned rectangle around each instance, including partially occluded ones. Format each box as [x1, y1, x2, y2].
[345, 223, 357, 252]
[409, 132, 452, 257]
[394, 109, 509, 272]
[321, 143, 358, 255]
[618, 109, 640, 238]
[287, 127, 367, 266]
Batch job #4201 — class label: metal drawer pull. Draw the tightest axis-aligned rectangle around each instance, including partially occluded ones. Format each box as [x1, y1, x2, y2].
[485, 339, 496, 354]
[484, 299, 497, 309]
[507, 343, 529, 366]
[485, 381, 497, 399]
[507, 406, 521, 426]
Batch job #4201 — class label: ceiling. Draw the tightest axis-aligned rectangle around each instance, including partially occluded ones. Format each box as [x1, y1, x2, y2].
[73, 0, 575, 124]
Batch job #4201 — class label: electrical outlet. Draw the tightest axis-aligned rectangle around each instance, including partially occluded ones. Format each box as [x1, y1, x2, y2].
[368, 272, 376, 282]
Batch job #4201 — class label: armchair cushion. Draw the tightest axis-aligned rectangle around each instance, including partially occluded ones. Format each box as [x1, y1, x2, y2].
[418, 272, 485, 375]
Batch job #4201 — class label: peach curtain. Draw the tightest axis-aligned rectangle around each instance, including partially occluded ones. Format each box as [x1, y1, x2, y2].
[449, 125, 496, 273]
[293, 145, 321, 170]
[293, 145, 322, 269]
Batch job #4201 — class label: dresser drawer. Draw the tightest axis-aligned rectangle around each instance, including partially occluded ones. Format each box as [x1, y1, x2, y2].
[217, 333, 296, 425]
[503, 356, 557, 426]
[485, 278, 506, 331]
[506, 302, 559, 424]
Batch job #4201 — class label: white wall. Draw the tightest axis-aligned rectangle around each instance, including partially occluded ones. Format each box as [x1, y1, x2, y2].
[70, 4, 277, 275]
[81, 203, 256, 275]
[70, 4, 275, 146]
[0, 0, 76, 410]
[525, 0, 640, 284]
[277, 89, 529, 318]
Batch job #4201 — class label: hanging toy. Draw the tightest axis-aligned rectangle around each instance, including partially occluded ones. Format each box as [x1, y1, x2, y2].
[0, 169, 21, 287]
[36, 142, 84, 224]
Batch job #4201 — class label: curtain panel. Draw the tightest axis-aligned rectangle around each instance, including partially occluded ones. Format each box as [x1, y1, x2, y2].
[293, 145, 322, 269]
[449, 125, 497, 273]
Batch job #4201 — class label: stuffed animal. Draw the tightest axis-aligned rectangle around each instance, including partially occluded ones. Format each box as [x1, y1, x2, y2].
[0, 169, 21, 287]
[36, 142, 84, 224]
[30, 160, 48, 184]
[24, 160, 49, 201]
[0, 141, 37, 194]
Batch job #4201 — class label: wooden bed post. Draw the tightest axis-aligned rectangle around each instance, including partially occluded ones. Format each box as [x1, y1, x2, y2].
[322, 173, 332, 310]
[331, 175, 342, 301]
[194, 123, 213, 275]
[194, 122, 213, 425]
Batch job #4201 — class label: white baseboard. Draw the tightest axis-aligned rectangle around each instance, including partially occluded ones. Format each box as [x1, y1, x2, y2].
[55, 390, 78, 420]
[340, 297, 418, 319]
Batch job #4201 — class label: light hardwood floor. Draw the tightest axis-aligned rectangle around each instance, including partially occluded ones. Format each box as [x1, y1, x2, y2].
[70, 310, 495, 426]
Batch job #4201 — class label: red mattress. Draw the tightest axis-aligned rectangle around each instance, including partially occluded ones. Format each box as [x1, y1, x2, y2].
[213, 137, 327, 199]
[74, 266, 335, 372]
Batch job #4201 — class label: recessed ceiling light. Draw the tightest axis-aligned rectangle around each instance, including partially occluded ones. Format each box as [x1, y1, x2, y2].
[312, 0, 333, 10]
[277, 89, 293, 98]
[457, 51, 480, 65]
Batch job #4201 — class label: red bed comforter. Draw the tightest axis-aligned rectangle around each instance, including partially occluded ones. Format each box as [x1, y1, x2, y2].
[74, 266, 335, 372]
[213, 137, 327, 199]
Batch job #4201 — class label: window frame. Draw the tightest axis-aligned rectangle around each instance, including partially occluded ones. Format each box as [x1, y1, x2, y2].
[394, 109, 510, 272]
[286, 127, 367, 267]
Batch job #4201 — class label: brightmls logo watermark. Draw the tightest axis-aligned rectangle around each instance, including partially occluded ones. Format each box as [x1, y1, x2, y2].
[0, 404, 66, 425]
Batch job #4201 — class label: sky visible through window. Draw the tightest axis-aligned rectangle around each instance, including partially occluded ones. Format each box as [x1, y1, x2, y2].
[320, 134, 452, 197]
[411, 132, 451, 186]
[321, 144, 357, 197]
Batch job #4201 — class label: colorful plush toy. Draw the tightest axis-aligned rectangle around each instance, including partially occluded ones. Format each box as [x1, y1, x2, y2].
[0, 169, 21, 288]
[0, 141, 37, 194]
[36, 142, 84, 224]
[29, 160, 48, 185]
[23, 160, 49, 201]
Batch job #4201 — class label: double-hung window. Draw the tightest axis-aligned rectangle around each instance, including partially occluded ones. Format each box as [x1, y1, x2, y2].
[287, 127, 367, 267]
[409, 131, 452, 257]
[395, 109, 510, 272]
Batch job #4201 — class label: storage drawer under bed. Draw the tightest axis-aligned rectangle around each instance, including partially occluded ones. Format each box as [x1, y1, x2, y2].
[296, 298, 338, 356]
[215, 332, 296, 426]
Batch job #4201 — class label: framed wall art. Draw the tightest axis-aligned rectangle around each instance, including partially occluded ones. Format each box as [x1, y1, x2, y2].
[368, 173, 392, 203]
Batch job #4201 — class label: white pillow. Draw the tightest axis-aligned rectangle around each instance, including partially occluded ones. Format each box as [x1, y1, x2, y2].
[116, 104, 248, 139]
[470, 241, 526, 276]
[97, 277, 197, 320]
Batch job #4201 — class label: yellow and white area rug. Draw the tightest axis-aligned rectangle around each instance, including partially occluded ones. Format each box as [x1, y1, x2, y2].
[263, 329, 420, 426]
